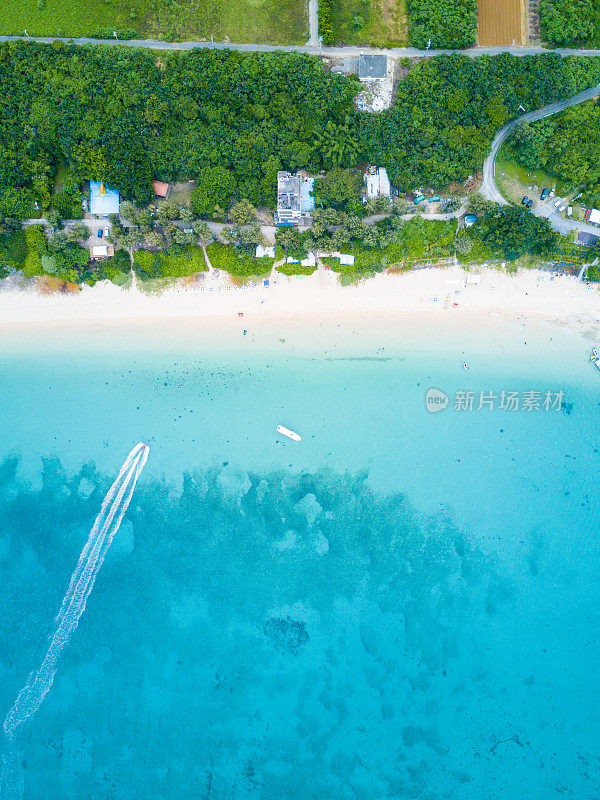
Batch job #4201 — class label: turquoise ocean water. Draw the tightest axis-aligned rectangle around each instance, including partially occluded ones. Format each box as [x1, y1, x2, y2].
[0, 315, 599, 799]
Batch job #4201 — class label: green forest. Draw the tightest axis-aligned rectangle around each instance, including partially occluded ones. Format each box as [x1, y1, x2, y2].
[1, 44, 600, 284]
[2, 43, 599, 218]
[508, 99, 600, 205]
[539, 0, 599, 47]
[407, 0, 477, 48]
[0, 42, 357, 214]
[360, 53, 600, 190]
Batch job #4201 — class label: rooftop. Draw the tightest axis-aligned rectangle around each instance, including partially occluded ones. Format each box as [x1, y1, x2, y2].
[276, 171, 301, 223]
[90, 181, 120, 217]
[358, 54, 387, 81]
[152, 180, 170, 198]
[577, 232, 598, 247]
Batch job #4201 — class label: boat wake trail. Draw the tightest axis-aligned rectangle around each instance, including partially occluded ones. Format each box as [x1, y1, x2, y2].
[0, 443, 149, 800]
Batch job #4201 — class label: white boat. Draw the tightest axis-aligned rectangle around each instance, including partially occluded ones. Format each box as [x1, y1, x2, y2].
[276, 425, 301, 441]
[595, 359, 600, 371]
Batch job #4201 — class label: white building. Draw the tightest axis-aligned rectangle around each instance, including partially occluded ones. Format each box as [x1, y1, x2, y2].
[321, 251, 355, 266]
[255, 244, 275, 258]
[276, 172, 301, 224]
[365, 167, 391, 200]
[589, 208, 600, 225]
[286, 252, 316, 268]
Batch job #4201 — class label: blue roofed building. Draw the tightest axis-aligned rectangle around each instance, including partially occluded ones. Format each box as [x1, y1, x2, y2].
[90, 181, 120, 216]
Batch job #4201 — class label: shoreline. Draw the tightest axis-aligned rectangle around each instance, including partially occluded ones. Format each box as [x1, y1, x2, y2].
[1, 266, 600, 340]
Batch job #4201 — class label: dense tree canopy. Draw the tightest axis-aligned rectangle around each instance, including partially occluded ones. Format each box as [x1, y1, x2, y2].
[1, 43, 600, 227]
[407, 0, 477, 48]
[477, 206, 557, 259]
[359, 53, 600, 191]
[0, 42, 357, 209]
[539, 0, 596, 46]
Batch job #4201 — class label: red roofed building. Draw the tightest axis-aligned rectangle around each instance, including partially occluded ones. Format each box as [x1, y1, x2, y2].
[152, 180, 171, 198]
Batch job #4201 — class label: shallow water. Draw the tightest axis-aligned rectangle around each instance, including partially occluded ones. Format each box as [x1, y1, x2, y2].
[0, 317, 599, 799]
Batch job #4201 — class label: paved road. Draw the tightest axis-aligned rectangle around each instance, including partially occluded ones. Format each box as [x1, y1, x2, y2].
[307, 0, 319, 49]
[480, 82, 600, 236]
[6, 33, 600, 59]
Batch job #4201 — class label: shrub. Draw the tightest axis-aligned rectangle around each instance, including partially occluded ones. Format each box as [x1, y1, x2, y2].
[88, 27, 138, 40]
[133, 245, 207, 280]
[318, 0, 334, 44]
[206, 243, 273, 277]
[0, 229, 26, 276]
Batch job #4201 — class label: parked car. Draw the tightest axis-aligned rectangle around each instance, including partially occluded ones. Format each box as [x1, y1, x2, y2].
[559, 205, 567, 213]
[97, 229, 103, 238]
[521, 196, 528, 205]
[427, 195, 441, 204]
[540, 188, 548, 200]
[549, 188, 556, 198]
[553, 199, 561, 209]
[526, 199, 534, 209]
[567, 206, 573, 218]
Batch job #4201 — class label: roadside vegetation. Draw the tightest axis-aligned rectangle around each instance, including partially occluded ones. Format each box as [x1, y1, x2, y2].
[507, 100, 600, 207]
[359, 53, 600, 190]
[407, 0, 477, 48]
[539, 0, 599, 47]
[0, 0, 307, 43]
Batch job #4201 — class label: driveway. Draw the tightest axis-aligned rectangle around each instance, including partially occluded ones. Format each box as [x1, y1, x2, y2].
[480, 82, 600, 237]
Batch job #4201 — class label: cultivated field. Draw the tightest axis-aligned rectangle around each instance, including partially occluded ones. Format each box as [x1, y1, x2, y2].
[0, 0, 307, 44]
[332, 0, 408, 47]
[478, 0, 524, 45]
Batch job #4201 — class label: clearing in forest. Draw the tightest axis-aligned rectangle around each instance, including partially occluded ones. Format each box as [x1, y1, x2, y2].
[478, 0, 524, 45]
[332, 0, 408, 47]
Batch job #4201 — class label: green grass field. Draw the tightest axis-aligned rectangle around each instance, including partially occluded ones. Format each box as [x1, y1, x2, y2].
[331, 0, 407, 46]
[0, 0, 307, 43]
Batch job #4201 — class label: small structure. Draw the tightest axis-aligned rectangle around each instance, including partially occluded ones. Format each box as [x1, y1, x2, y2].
[276, 172, 315, 225]
[321, 251, 355, 267]
[90, 244, 114, 260]
[358, 54, 387, 82]
[365, 167, 391, 200]
[286, 252, 316, 268]
[464, 214, 477, 228]
[276, 171, 301, 225]
[152, 180, 171, 199]
[90, 181, 120, 217]
[588, 209, 600, 225]
[577, 232, 599, 247]
[256, 244, 275, 258]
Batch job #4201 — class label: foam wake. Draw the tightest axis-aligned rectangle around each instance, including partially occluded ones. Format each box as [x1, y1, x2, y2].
[0, 443, 149, 800]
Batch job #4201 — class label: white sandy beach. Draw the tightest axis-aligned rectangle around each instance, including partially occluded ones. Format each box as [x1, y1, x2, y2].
[1, 266, 600, 337]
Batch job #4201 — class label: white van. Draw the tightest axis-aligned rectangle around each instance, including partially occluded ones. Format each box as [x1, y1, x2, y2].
[567, 206, 573, 218]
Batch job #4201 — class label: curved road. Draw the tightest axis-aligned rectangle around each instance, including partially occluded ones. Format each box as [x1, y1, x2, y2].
[481, 82, 600, 237]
